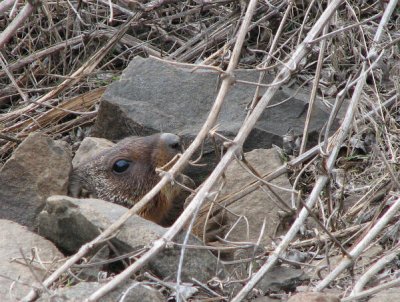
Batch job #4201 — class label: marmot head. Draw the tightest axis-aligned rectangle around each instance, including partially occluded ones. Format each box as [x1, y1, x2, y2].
[69, 133, 193, 226]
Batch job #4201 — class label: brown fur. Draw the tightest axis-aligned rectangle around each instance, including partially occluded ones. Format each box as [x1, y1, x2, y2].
[69, 133, 193, 227]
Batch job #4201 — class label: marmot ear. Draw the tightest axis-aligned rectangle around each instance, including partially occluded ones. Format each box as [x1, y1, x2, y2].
[160, 133, 183, 152]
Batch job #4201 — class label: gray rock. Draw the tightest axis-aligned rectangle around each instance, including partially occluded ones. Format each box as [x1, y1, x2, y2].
[72, 137, 115, 168]
[256, 266, 309, 293]
[91, 57, 336, 178]
[92, 57, 332, 147]
[38, 197, 100, 254]
[0, 132, 72, 228]
[225, 266, 308, 298]
[287, 292, 340, 302]
[76, 245, 110, 282]
[39, 196, 225, 283]
[0, 219, 63, 302]
[37, 281, 164, 302]
[149, 231, 225, 283]
[38, 196, 165, 254]
[222, 148, 292, 246]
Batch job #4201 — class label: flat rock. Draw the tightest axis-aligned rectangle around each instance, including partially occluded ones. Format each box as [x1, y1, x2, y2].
[92, 57, 332, 146]
[0, 219, 63, 301]
[0, 132, 72, 228]
[38, 196, 168, 254]
[221, 148, 292, 246]
[92, 56, 335, 163]
[39, 195, 225, 283]
[72, 137, 115, 167]
[37, 281, 164, 302]
[287, 292, 340, 302]
[149, 231, 225, 283]
[256, 266, 309, 293]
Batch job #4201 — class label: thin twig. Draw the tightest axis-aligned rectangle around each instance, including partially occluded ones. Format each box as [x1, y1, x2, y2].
[0, 1, 38, 51]
[350, 249, 400, 295]
[316, 197, 400, 291]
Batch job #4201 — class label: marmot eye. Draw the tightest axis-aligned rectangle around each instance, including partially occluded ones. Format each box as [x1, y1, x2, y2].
[112, 159, 131, 173]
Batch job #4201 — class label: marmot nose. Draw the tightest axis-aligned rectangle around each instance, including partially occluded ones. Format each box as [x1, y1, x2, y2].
[160, 133, 182, 151]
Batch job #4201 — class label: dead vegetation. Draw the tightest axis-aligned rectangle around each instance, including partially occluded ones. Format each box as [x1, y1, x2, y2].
[1, 0, 400, 301]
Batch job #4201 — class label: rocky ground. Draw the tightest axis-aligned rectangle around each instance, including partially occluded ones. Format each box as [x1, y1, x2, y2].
[0, 1, 400, 302]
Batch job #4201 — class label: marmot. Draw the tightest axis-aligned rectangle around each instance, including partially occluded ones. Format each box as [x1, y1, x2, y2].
[69, 133, 194, 227]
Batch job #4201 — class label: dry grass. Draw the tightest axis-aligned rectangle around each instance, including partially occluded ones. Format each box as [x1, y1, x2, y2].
[1, 0, 400, 301]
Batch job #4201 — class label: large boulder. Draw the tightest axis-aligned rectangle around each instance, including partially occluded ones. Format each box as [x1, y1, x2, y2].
[0, 132, 72, 228]
[91, 57, 336, 179]
[38, 196, 225, 283]
[220, 148, 293, 247]
[92, 57, 332, 148]
[0, 219, 63, 301]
